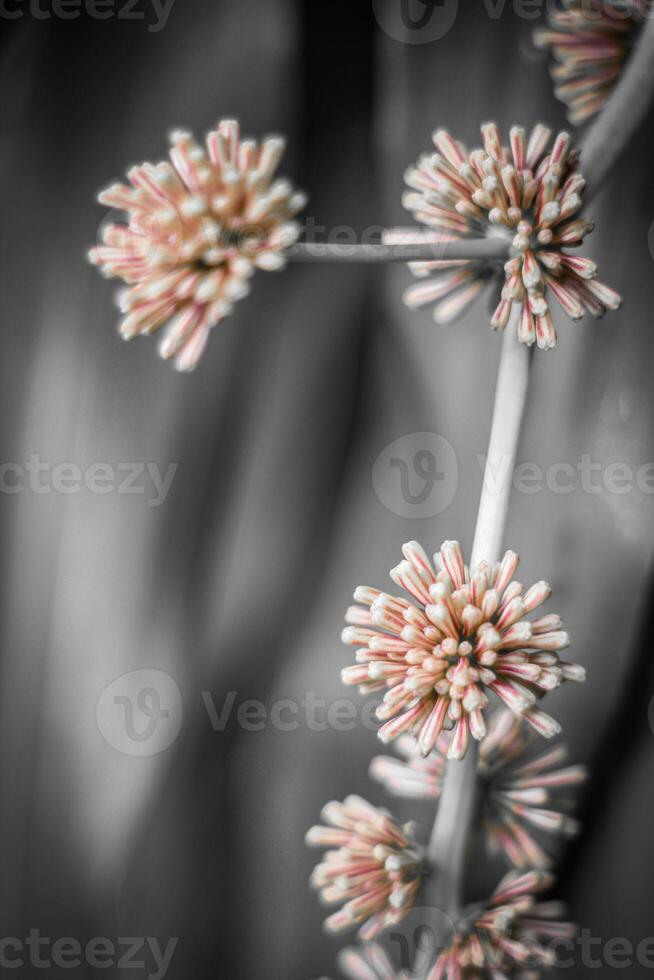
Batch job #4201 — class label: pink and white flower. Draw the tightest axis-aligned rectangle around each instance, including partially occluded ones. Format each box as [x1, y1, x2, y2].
[427, 870, 576, 978]
[342, 541, 584, 759]
[371, 711, 587, 868]
[90, 119, 305, 370]
[402, 123, 621, 348]
[534, 0, 649, 124]
[306, 796, 423, 941]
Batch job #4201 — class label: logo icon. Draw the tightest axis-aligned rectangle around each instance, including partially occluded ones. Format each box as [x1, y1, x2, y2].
[387, 905, 456, 976]
[96, 669, 183, 756]
[372, 432, 458, 518]
[372, 0, 459, 44]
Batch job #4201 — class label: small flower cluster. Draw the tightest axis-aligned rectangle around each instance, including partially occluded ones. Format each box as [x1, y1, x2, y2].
[371, 710, 587, 868]
[313, 871, 575, 978]
[402, 123, 621, 347]
[427, 870, 576, 978]
[479, 708, 587, 869]
[534, 0, 649, 124]
[306, 796, 423, 940]
[342, 541, 584, 760]
[89, 119, 305, 370]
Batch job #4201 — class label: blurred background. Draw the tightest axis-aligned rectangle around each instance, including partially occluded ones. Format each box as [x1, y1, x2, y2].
[1, 0, 654, 976]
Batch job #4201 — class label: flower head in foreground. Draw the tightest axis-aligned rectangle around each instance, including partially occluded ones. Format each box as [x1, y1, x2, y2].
[426, 870, 576, 978]
[534, 0, 649, 124]
[306, 796, 423, 941]
[371, 711, 587, 869]
[402, 123, 621, 348]
[89, 119, 306, 371]
[342, 541, 584, 760]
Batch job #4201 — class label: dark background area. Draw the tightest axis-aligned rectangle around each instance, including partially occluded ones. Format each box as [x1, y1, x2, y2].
[0, 1, 653, 976]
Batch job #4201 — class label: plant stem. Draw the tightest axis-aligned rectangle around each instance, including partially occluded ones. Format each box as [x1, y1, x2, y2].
[581, 12, 654, 199]
[414, 309, 531, 976]
[291, 29, 654, 269]
[286, 237, 509, 264]
[468, 315, 533, 573]
[415, 38, 654, 951]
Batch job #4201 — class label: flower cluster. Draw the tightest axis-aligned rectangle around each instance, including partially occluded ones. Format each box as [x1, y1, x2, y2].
[534, 0, 649, 124]
[479, 709, 587, 869]
[427, 870, 576, 978]
[306, 796, 423, 940]
[342, 541, 584, 760]
[371, 710, 587, 868]
[402, 123, 621, 348]
[89, 119, 305, 371]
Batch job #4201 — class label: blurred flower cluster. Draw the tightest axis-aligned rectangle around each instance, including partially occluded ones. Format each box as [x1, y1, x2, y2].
[371, 709, 587, 869]
[535, 0, 650, 123]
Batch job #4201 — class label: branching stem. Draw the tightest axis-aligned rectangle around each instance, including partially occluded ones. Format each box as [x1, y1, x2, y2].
[412, 311, 530, 977]
[416, 21, 654, 974]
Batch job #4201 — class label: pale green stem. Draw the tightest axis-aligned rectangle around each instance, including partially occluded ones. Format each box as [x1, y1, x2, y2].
[413, 310, 531, 977]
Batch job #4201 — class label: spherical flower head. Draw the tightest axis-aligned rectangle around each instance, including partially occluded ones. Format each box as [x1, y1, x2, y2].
[306, 795, 423, 941]
[342, 540, 585, 760]
[371, 711, 587, 869]
[427, 870, 576, 978]
[89, 119, 306, 371]
[402, 123, 621, 349]
[534, 1, 649, 124]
